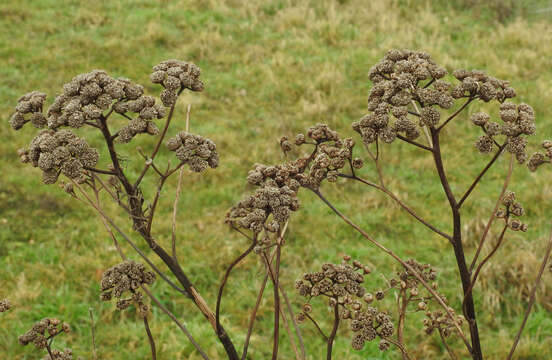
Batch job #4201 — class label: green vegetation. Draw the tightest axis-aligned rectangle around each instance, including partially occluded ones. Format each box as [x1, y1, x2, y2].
[1, 1, 551, 359]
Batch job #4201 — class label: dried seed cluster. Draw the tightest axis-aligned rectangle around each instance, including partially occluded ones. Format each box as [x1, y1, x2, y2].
[42, 349, 78, 360]
[471, 102, 536, 162]
[355, 49, 452, 146]
[18, 130, 98, 184]
[150, 59, 204, 107]
[495, 191, 528, 232]
[295, 256, 393, 353]
[228, 124, 359, 232]
[166, 131, 219, 172]
[100, 261, 155, 317]
[9, 91, 47, 130]
[226, 182, 299, 233]
[18, 318, 70, 349]
[451, 69, 516, 102]
[423, 309, 464, 337]
[527, 140, 552, 172]
[115, 95, 165, 143]
[0, 299, 10, 312]
[48, 70, 140, 128]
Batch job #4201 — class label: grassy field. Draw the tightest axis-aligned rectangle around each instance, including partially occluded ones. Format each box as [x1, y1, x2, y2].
[1, 0, 552, 359]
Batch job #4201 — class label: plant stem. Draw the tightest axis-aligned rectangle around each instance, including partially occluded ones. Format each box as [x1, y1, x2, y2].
[430, 128, 482, 360]
[507, 223, 552, 359]
[143, 317, 157, 360]
[326, 303, 340, 360]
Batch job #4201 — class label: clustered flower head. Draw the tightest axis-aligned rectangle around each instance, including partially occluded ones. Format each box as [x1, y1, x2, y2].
[100, 261, 155, 318]
[48, 70, 147, 129]
[527, 140, 552, 172]
[295, 256, 393, 352]
[166, 131, 219, 172]
[18, 130, 99, 184]
[150, 59, 204, 107]
[451, 69, 516, 102]
[18, 318, 70, 349]
[423, 309, 464, 338]
[42, 348, 79, 360]
[9, 91, 47, 130]
[0, 298, 10, 312]
[355, 49, 453, 146]
[470, 102, 536, 162]
[226, 182, 299, 233]
[495, 190, 528, 232]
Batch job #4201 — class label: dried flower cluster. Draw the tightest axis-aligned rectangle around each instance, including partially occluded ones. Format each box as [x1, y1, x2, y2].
[42, 348, 79, 360]
[528, 140, 552, 172]
[0, 298, 10, 312]
[47, 70, 142, 129]
[18, 318, 70, 349]
[150, 59, 204, 107]
[471, 102, 536, 162]
[423, 309, 464, 338]
[9, 91, 47, 130]
[166, 131, 219, 172]
[355, 49, 451, 145]
[115, 95, 165, 143]
[295, 256, 395, 352]
[451, 69, 516, 102]
[18, 130, 99, 184]
[100, 261, 155, 317]
[227, 124, 360, 234]
[495, 191, 528, 232]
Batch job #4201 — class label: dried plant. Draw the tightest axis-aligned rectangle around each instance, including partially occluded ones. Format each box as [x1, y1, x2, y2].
[6, 50, 552, 359]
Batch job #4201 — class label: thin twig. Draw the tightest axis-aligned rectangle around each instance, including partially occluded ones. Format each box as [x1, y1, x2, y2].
[215, 235, 257, 334]
[171, 167, 185, 262]
[241, 272, 269, 360]
[396, 134, 433, 151]
[506, 223, 552, 359]
[305, 312, 328, 341]
[469, 154, 514, 272]
[457, 145, 506, 208]
[89, 309, 97, 360]
[143, 317, 157, 360]
[141, 285, 211, 360]
[339, 174, 451, 241]
[437, 97, 475, 131]
[439, 329, 458, 360]
[326, 303, 340, 360]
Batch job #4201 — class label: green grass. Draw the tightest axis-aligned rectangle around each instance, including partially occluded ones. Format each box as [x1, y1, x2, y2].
[1, 0, 552, 359]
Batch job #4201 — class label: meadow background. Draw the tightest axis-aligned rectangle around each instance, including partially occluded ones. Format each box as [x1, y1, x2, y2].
[1, 0, 552, 359]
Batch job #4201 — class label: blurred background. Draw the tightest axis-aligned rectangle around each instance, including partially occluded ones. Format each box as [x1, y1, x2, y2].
[1, 0, 551, 359]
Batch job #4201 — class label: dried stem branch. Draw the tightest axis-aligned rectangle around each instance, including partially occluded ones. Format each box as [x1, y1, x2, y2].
[143, 317, 157, 360]
[326, 303, 340, 360]
[304, 312, 328, 341]
[506, 223, 552, 359]
[89, 309, 97, 360]
[457, 145, 506, 208]
[439, 329, 458, 360]
[470, 154, 514, 272]
[437, 97, 475, 131]
[339, 173, 451, 241]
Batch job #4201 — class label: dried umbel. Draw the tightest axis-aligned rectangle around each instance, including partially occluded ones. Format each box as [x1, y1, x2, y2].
[9, 91, 47, 130]
[423, 309, 464, 338]
[150, 59, 204, 107]
[100, 261, 155, 317]
[471, 102, 535, 162]
[0, 298, 11, 312]
[354, 49, 452, 145]
[295, 256, 395, 353]
[495, 190, 528, 232]
[48, 70, 143, 129]
[42, 348, 78, 360]
[18, 129, 99, 184]
[166, 131, 219, 172]
[18, 318, 70, 349]
[527, 140, 552, 172]
[451, 69, 516, 102]
[226, 183, 298, 233]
